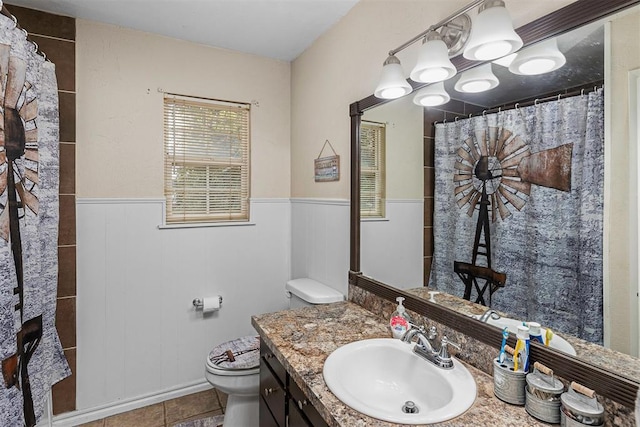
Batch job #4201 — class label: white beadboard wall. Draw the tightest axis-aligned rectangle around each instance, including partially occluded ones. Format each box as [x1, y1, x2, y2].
[290, 199, 351, 295]
[361, 200, 424, 289]
[76, 198, 291, 410]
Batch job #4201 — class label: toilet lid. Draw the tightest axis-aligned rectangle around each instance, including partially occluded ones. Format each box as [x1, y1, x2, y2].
[208, 335, 260, 371]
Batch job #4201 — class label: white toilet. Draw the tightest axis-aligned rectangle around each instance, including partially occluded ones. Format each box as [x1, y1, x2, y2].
[204, 278, 344, 426]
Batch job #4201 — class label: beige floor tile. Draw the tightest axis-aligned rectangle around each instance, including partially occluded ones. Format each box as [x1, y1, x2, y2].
[214, 390, 228, 413]
[164, 389, 221, 424]
[77, 420, 105, 427]
[103, 402, 165, 427]
[168, 409, 224, 426]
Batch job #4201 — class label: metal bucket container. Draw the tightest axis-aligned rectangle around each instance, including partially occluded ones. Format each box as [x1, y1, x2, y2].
[493, 358, 526, 405]
[525, 363, 564, 423]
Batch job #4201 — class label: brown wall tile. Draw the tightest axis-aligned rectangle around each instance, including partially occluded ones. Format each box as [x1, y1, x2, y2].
[424, 167, 434, 197]
[55, 297, 76, 348]
[5, 4, 75, 40]
[423, 226, 433, 256]
[52, 348, 75, 415]
[59, 92, 76, 142]
[424, 197, 433, 227]
[424, 137, 434, 167]
[58, 195, 76, 246]
[424, 256, 432, 285]
[30, 35, 75, 92]
[58, 245, 76, 298]
[59, 143, 75, 194]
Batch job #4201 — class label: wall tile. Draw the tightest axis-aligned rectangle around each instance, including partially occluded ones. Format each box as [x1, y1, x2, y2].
[424, 256, 432, 284]
[55, 297, 76, 348]
[423, 197, 433, 227]
[58, 195, 76, 245]
[57, 245, 76, 297]
[59, 92, 76, 143]
[424, 166, 434, 197]
[59, 143, 75, 194]
[52, 348, 76, 415]
[423, 137, 434, 167]
[5, 4, 75, 40]
[30, 35, 75, 92]
[423, 226, 433, 256]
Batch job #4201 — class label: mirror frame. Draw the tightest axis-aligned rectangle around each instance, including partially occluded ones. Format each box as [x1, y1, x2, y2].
[349, 0, 640, 408]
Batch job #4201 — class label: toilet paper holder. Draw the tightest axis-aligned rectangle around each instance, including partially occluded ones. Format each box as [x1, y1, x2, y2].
[193, 296, 223, 309]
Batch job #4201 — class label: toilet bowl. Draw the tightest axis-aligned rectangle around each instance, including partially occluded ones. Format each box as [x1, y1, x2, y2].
[204, 278, 343, 427]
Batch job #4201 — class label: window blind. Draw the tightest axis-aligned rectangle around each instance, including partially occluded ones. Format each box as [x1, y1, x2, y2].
[360, 121, 386, 218]
[164, 95, 250, 223]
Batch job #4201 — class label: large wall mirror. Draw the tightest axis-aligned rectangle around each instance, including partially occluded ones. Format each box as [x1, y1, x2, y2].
[350, 0, 640, 405]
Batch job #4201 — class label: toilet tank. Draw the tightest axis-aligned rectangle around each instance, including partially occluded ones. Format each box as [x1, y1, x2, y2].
[285, 278, 344, 309]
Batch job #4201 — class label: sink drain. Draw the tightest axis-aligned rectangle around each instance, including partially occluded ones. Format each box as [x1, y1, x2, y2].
[402, 401, 419, 414]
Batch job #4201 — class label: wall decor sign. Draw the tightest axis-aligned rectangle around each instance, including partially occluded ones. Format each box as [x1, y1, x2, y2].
[314, 140, 340, 182]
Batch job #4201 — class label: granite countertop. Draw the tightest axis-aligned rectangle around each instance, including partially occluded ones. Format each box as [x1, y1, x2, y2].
[252, 301, 553, 427]
[405, 287, 640, 384]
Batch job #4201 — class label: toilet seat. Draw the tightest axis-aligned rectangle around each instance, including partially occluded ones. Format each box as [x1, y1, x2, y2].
[206, 335, 260, 377]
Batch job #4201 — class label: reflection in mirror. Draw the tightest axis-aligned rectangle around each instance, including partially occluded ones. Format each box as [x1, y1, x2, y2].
[359, 4, 640, 367]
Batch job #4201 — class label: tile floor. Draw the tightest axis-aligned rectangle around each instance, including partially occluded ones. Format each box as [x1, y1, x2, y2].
[78, 389, 227, 427]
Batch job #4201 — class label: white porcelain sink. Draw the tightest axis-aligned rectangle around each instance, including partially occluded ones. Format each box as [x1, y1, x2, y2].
[322, 338, 476, 424]
[473, 315, 576, 356]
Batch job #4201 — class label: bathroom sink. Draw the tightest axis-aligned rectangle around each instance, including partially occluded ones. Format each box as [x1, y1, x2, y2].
[322, 338, 476, 424]
[473, 315, 576, 356]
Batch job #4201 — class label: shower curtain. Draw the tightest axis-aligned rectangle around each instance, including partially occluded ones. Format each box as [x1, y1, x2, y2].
[429, 89, 604, 344]
[0, 11, 71, 427]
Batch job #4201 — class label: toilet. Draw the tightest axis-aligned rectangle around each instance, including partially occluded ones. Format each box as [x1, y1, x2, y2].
[204, 278, 344, 426]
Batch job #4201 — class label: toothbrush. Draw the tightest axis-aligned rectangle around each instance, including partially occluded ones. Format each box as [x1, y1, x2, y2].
[513, 340, 523, 371]
[545, 328, 553, 346]
[498, 327, 508, 363]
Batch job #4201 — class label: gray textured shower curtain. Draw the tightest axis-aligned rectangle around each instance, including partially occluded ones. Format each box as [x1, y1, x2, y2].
[0, 12, 71, 427]
[429, 89, 604, 344]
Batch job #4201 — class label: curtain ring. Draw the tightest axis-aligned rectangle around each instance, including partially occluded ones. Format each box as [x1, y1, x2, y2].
[31, 41, 38, 53]
[498, 107, 501, 113]
[443, 118, 447, 123]
[469, 113, 472, 118]
[515, 103, 519, 110]
[534, 99, 539, 106]
[454, 116, 459, 122]
[11, 14, 17, 28]
[557, 94, 562, 101]
[482, 110, 487, 117]
[21, 28, 28, 38]
[594, 85, 598, 92]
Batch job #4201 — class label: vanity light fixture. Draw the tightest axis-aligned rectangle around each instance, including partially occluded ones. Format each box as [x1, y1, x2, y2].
[410, 31, 457, 83]
[454, 63, 499, 93]
[508, 38, 566, 75]
[374, 54, 413, 99]
[413, 82, 451, 107]
[463, 0, 523, 61]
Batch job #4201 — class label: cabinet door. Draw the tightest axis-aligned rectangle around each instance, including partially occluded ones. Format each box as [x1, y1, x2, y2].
[259, 394, 280, 427]
[260, 359, 286, 427]
[289, 377, 329, 427]
[288, 398, 311, 427]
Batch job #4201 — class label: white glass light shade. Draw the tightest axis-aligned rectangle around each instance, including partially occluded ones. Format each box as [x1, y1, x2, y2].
[508, 38, 566, 75]
[413, 82, 451, 107]
[454, 63, 499, 93]
[410, 32, 457, 83]
[374, 55, 413, 99]
[463, 1, 523, 61]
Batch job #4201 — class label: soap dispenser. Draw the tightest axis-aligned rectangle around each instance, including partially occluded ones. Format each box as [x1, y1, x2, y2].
[390, 297, 412, 339]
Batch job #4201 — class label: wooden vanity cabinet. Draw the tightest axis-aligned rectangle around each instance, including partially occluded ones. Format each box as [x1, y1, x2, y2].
[259, 339, 329, 427]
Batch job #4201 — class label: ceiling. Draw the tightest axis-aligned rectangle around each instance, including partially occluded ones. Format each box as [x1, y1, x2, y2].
[4, 0, 359, 61]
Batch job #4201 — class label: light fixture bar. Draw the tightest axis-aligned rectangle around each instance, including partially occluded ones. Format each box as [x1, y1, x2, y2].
[388, 0, 485, 56]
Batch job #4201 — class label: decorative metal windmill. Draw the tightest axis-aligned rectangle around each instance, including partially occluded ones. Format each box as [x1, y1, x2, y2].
[452, 126, 572, 306]
[0, 44, 43, 427]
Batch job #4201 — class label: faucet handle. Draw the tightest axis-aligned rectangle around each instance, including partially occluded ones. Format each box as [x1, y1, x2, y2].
[427, 326, 437, 340]
[438, 336, 460, 360]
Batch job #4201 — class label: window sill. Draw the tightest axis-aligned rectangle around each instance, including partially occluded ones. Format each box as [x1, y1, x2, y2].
[361, 217, 389, 222]
[158, 221, 256, 230]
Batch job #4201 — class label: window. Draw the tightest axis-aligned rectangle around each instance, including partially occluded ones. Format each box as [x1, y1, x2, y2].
[163, 95, 250, 223]
[360, 120, 386, 218]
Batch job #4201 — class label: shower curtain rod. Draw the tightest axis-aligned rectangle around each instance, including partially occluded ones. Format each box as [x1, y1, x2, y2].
[0, 4, 51, 62]
[435, 84, 603, 123]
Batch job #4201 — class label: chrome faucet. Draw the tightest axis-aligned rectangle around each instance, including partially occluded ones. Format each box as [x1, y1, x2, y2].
[401, 324, 460, 369]
[479, 308, 501, 323]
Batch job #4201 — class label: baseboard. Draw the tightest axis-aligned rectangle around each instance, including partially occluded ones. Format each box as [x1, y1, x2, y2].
[44, 381, 212, 427]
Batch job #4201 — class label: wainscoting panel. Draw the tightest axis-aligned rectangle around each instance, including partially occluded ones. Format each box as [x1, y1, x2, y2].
[361, 199, 424, 289]
[290, 199, 350, 296]
[76, 199, 291, 410]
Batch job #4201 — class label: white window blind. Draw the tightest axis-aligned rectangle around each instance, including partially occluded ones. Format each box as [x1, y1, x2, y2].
[360, 120, 386, 218]
[164, 95, 250, 223]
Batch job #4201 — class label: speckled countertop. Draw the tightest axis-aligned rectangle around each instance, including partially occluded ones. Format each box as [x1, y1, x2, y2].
[406, 287, 640, 384]
[252, 301, 554, 427]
